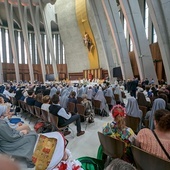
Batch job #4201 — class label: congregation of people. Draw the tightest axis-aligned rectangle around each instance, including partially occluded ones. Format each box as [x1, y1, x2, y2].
[0, 76, 170, 169]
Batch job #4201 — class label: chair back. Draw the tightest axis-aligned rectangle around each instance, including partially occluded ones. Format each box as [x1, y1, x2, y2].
[76, 104, 86, 116]
[98, 132, 125, 158]
[105, 96, 112, 105]
[34, 106, 41, 118]
[131, 145, 170, 170]
[121, 91, 126, 98]
[67, 102, 75, 113]
[27, 105, 35, 115]
[19, 100, 26, 111]
[49, 113, 66, 131]
[77, 97, 83, 103]
[41, 109, 49, 122]
[93, 100, 101, 109]
[138, 105, 147, 118]
[114, 94, 119, 101]
[125, 115, 140, 133]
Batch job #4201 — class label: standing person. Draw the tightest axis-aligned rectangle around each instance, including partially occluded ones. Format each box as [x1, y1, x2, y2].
[130, 78, 137, 98]
[49, 94, 85, 137]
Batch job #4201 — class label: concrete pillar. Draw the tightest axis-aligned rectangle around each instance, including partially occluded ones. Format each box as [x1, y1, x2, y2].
[55, 34, 59, 64]
[4, 1, 20, 83]
[14, 31, 19, 63]
[0, 56, 4, 84]
[28, 0, 46, 83]
[39, 0, 58, 80]
[147, 0, 170, 84]
[60, 38, 63, 64]
[102, 0, 134, 80]
[1, 29, 7, 63]
[119, 0, 158, 83]
[17, 0, 34, 83]
[89, 0, 116, 80]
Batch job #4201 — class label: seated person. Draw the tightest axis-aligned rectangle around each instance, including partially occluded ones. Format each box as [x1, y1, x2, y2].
[34, 93, 43, 108]
[68, 91, 77, 113]
[103, 104, 136, 163]
[24, 90, 35, 106]
[32, 131, 83, 169]
[0, 119, 37, 168]
[145, 98, 166, 130]
[49, 94, 85, 137]
[81, 94, 95, 123]
[135, 109, 170, 161]
[41, 95, 51, 112]
[0, 155, 20, 170]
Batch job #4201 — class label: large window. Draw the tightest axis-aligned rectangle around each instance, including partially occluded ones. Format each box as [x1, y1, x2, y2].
[58, 35, 60, 64]
[18, 32, 22, 64]
[123, 17, 127, 38]
[144, 1, 149, 39]
[129, 37, 133, 51]
[0, 28, 3, 62]
[152, 26, 157, 43]
[5, 29, 10, 63]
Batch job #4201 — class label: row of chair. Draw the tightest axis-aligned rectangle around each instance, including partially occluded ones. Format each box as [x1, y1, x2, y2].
[98, 132, 170, 170]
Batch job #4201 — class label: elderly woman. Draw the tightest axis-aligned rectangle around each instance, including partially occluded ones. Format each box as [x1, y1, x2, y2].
[136, 109, 170, 160]
[125, 97, 143, 130]
[0, 119, 37, 168]
[145, 98, 166, 130]
[94, 89, 109, 116]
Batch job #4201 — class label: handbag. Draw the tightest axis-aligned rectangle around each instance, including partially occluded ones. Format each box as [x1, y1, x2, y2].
[152, 130, 170, 160]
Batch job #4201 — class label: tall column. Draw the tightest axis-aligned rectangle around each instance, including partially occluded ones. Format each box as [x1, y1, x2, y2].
[102, 0, 134, 80]
[20, 32, 25, 64]
[17, 0, 34, 83]
[60, 38, 63, 64]
[89, 0, 120, 81]
[147, 0, 170, 84]
[0, 56, 4, 84]
[39, 0, 58, 80]
[55, 34, 59, 64]
[28, 0, 46, 83]
[8, 31, 13, 63]
[4, 1, 20, 83]
[14, 31, 19, 63]
[1, 29, 7, 63]
[119, 0, 158, 83]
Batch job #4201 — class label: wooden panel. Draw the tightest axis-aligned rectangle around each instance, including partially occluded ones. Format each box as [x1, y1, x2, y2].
[69, 72, 83, 80]
[129, 51, 139, 77]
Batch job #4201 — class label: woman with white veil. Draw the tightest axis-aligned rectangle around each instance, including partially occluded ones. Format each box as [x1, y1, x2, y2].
[94, 89, 109, 116]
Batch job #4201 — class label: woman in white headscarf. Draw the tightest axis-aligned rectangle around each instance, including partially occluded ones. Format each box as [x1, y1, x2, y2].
[60, 88, 70, 109]
[94, 90, 109, 116]
[33, 132, 83, 170]
[125, 97, 143, 130]
[87, 86, 93, 100]
[145, 98, 166, 130]
[104, 86, 116, 106]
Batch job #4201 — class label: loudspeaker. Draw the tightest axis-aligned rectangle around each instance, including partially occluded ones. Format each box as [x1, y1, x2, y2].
[113, 67, 122, 78]
[46, 74, 54, 81]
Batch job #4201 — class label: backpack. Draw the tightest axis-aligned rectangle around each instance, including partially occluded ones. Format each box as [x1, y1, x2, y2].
[34, 121, 53, 133]
[77, 156, 104, 170]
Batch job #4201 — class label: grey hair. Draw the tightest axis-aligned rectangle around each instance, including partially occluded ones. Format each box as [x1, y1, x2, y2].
[81, 93, 87, 99]
[105, 159, 136, 170]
